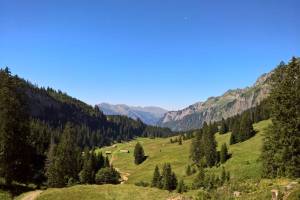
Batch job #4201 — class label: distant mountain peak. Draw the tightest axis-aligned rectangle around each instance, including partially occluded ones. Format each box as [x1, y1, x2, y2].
[97, 103, 168, 125]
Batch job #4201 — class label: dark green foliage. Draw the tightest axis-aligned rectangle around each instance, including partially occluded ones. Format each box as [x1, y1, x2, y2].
[230, 112, 255, 144]
[104, 156, 110, 168]
[193, 166, 205, 189]
[220, 143, 229, 164]
[262, 58, 300, 178]
[190, 131, 204, 167]
[95, 167, 121, 185]
[176, 179, 187, 193]
[161, 163, 177, 191]
[186, 165, 192, 176]
[202, 123, 218, 167]
[219, 118, 228, 134]
[178, 136, 182, 145]
[134, 142, 145, 165]
[79, 150, 96, 184]
[0, 68, 33, 185]
[46, 123, 81, 187]
[151, 165, 161, 188]
[135, 181, 150, 187]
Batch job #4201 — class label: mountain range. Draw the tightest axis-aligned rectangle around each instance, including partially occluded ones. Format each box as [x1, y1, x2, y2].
[157, 72, 272, 131]
[97, 103, 168, 125]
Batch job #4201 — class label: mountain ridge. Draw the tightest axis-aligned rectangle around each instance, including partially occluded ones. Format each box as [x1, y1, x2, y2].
[158, 72, 272, 131]
[97, 103, 168, 125]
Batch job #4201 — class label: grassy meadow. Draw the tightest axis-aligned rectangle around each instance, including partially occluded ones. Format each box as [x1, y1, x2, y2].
[96, 120, 271, 186]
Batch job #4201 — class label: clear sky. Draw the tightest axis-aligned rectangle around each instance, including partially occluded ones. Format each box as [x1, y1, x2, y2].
[1, 0, 299, 110]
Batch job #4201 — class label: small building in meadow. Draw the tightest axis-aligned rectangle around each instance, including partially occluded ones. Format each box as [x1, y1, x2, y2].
[120, 149, 130, 153]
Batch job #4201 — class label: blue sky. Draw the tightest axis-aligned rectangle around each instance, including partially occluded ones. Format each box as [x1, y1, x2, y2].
[1, 0, 299, 110]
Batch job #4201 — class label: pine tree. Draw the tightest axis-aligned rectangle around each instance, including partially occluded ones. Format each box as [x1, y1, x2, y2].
[239, 112, 255, 142]
[178, 137, 182, 145]
[262, 58, 300, 178]
[220, 143, 229, 164]
[190, 131, 204, 167]
[220, 167, 226, 184]
[219, 118, 228, 134]
[161, 163, 177, 191]
[104, 156, 110, 167]
[230, 118, 240, 144]
[151, 165, 161, 188]
[193, 165, 205, 189]
[46, 123, 81, 187]
[79, 150, 96, 184]
[176, 179, 186, 193]
[202, 125, 218, 167]
[186, 165, 192, 176]
[134, 142, 145, 165]
[0, 68, 32, 185]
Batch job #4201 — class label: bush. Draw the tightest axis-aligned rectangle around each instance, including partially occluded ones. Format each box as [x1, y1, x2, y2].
[135, 181, 150, 187]
[95, 167, 121, 185]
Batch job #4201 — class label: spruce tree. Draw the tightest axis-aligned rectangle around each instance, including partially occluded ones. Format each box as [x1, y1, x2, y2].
[186, 165, 192, 176]
[178, 136, 182, 145]
[193, 165, 205, 189]
[262, 58, 300, 178]
[161, 163, 177, 191]
[220, 143, 229, 164]
[46, 123, 81, 187]
[202, 125, 218, 167]
[0, 68, 32, 185]
[151, 165, 161, 188]
[219, 118, 228, 134]
[134, 142, 145, 165]
[177, 179, 186, 193]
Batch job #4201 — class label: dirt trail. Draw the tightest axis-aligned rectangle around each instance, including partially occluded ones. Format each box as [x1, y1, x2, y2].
[110, 152, 130, 184]
[20, 190, 42, 200]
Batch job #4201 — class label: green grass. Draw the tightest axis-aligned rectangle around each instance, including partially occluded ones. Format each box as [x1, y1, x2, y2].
[36, 184, 185, 200]
[0, 189, 12, 200]
[96, 120, 272, 185]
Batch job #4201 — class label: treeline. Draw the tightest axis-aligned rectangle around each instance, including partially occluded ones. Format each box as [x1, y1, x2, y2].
[46, 123, 120, 188]
[0, 68, 172, 187]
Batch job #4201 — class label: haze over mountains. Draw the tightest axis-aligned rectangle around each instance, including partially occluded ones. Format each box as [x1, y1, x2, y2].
[97, 103, 168, 125]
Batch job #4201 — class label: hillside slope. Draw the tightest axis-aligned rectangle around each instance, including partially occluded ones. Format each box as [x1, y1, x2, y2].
[98, 103, 167, 125]
[159, 73, 271, 131]
[36, 184, 182, 200]
[97, 120, 271, 185]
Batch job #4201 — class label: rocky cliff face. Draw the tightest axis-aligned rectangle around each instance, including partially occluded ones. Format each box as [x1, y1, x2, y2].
[97, 103, 168, 125]
[158, 73, 272, 131]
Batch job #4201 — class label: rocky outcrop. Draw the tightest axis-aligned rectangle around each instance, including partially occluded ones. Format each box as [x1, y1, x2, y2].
[158, 73, 272, 131]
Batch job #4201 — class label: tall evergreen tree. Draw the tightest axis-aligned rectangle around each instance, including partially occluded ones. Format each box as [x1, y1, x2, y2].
[161, 163, 177, 191]
[239, 112, 255, 142]
[262, 58, 300, 178]
[190, 131, 204, 167]
[203, 124, 218, 167]
[151, 165, 161, 188]
[220, 143, 229, 164]
[0, 68, 32, 185]
[176, 179, 186, 193]
[193, 165, 205, 189]
[134, 142, 145, 165]
[46, 123, 81, 187]
[219, 118, 228, 134]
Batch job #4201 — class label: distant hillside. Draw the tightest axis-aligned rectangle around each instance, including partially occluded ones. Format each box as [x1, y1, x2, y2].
[98, 103, 167, 125]
[158, 72, 272, 131]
